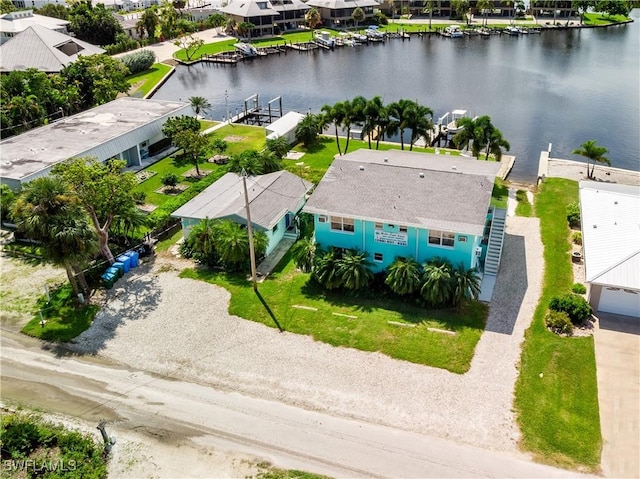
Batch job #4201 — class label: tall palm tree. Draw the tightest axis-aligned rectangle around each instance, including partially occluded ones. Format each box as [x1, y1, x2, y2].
[362, 96, 384, 150]
[313, 248, 343, 290]
[387, 99, 415, 150]
[295, 114, 320, 147]
[385, 256, 422, 295]
[112, 206, 147, 246]
[336, 249, 373, 290]
[422, 0, 441, 30]
[406, 103, 434, 151]
[573, 140, 610, 179]
[189, 96, 211, 118]
[342, 96, 367, 155]
[375, 106, 391, 150]
[451, 263, 481, 307]
[483, 127, 510, 161]
[420, 258, 454, 306]
[452, 116, 478, 152]
[305, 7, 322, 30]
[476, 0, 493, 26]
[212, 220, 267, 271]
[321, 102, 346, 156]
[228, 150, 264, 176]
[291, 238, 316, 272]
[260, 150, 282, 174]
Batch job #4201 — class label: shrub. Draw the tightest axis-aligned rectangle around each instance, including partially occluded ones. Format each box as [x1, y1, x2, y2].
[566, 201, 581, 228]
[546, 310, 573, 335]
[572, 231, 582, 245]
[104, 33, 141, 55]
[161, 172, 180, 189]
[571, 283, 587, 294]
[549, 293, 592, 324]
[133, 191, 146, 205]
[119, 50, 156, 74]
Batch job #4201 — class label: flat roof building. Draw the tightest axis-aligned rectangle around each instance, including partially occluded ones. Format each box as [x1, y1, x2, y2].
[0, 97, 190, 189]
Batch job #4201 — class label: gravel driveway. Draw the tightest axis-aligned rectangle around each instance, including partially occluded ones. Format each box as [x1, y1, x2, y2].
[72, 216, 542, 454]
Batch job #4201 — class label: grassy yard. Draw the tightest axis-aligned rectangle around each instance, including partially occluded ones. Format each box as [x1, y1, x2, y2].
[514, 178, 601, 471]
[126, 63, 172, 97]
[181, 253, 487, 374]
[22, 285, 99, 342]
[515, 189, 533, 217]
[582, 13, 630, 25]
[213, 123, 267, 154]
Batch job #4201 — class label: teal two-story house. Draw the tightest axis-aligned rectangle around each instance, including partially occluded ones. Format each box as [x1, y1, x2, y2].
[303, 149, 502, 272]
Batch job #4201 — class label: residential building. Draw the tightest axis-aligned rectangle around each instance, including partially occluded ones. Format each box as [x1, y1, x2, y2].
[305, 0, 379, 28]
[115, 13, 142, 40]
[219, 0, 280, 38]
[0, 97, 191, 190]
[270, 0, 309, 32]
[303, 149, 502, 273]
[172, 170, 313, 257]
[0, 9, 68, 44]
[579, 181, 640, 318]
[0, 25, 105, 73]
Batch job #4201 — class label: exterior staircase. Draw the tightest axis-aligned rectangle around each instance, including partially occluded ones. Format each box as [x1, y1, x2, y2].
[484, 208, 507, 276]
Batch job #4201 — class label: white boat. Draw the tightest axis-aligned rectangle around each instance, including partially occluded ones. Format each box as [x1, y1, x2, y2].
[350, 32, 368, 44]
[314, 30, 335, 49]
[338, 32, 355, 47]
[366, 26, 385, 41]
[234, 42, 259, 56]
[444, 25, 464, 38]
[438, 109, 469, 133]
[505, 26, 521, 35]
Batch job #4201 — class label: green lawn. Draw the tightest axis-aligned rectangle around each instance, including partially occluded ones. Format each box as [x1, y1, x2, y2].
[515, 189, 533, 217]
[181, 253, 487, 374]
[582, 13, 630, 25]
[514, 178, 601, 471]
[126, 63, 172, 97]
[491, 177, 508, 209]
[22, 285, 99, 342]
[213, 123, 267, 154]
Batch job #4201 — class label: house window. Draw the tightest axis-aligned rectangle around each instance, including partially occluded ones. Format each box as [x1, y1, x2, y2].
[318, 215, 327, 223]
[399, 226, 408, 233]
[458, 235, 467, 243]
[428, 230, 455, 247]
[374, 253, 383, 262]
[330, 216, 355, 233]
[375, 222, 383, 230]
[272, 223, 278, 233]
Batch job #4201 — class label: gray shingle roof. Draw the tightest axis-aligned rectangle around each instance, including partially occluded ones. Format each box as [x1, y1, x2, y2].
[303, 149, 500, 236]
[172, 171, 313, 230]
[0, 25, 104, 73]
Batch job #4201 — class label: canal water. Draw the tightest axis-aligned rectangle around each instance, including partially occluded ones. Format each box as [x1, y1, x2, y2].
[152, 11, 640, 182]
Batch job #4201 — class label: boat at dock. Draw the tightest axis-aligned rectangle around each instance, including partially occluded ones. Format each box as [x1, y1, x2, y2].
[366, 26, 386, 41]
[438, 109, 469, 134]
[442, 25, 464, 38]
[504, 26, 522, 35]
[234, 42, 259, 56]
[337, 32, 356, 47]
[314, 30, 336, 49]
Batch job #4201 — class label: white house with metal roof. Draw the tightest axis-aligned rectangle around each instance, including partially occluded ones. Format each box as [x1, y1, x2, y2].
[305, 0, 379, 28]
[0, 97, 190, 190]
[0, 25, 105, 73]
[579, 181, 640, 318]
[303, 149, 502, 273]
[172, 170, 313, 257]
[0, 10, 69, 44]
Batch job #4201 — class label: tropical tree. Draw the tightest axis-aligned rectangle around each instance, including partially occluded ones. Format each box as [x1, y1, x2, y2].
[406, 103, 434, 151]
[36, 3, 69, 19]
[173, 129, 209, 177]
[451, 0, 470, 23]
[342, 96, 366, 155]
[205, 13, 227, 31]
[162, 115, 201, 142]
[483, 127, 510, 161]
[182, 217, 219, 265]
[291, 238, 316, 272]
[453, 116, 509, 160]
[305, 7, 322, 29]
[266, 136, 291, 159]
[1, 0, 16, 13]
[420, 258, 454, 306]
[188, 96, 211, 118]
[211, 137, 228, 155]
[137, 7, 159, 40]
[159, 0, 179, 39]
[321, 102, 346, 155]
[337, 249, 373, 290]
[385, 256, 422, 295]
[352, 7, 365, 27]
[111, 206, 147, 246]
[387, 99, 416, 150]
[452, 116, 477, 152]
[175, 35, 205, 61]
[295, 114, 321, 147]
[572, 1, 594, 24]
[362, 96, 385, 149]
[260, 149, 283, 174]
[12, 177, 97, 296]
[0, 184, 16, 224]
[68, 1, 123, 45]
[236, 21, 255, 39]
[422, 0, 441, 29]
[476, 0, 493, 26]
[451, 263, 481, 307]
[313, 248, 343, 290]
[212, 220, 267, 271]
[52, 157, 137, 265]
[573, 140, 610, 179]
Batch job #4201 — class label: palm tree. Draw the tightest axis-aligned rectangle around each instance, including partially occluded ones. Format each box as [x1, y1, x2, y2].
[342, 96, 366, 155]
[452, 116, 477, 152]
[228, 150, 264, 176]
[422, 0, 441, 30]
[212, 220, 251, 271]
[483, 127, 510, 161]
[291, 238, 316, 272]
[476, 0, 493, 26]
[336, 249, 373, 290]
[295, 114, 320, 147]
[406, 103, 434, 151]
[189, 96, 211, 118]
[305, 7, 322, 30]
[420, 258, 454, 306]
[321, 102, 346, 156]
[112, 206, 147, 246]
[451, 263, 481, 307]
[185, 217, 219, 265]
[12, 177, 97, 296]
[362, 96, 384, 150]
[313, 248, 343, 290]
[385, 256, 422, 295]
[260, 150, 282, 174]
[573, 140, 610, 179]
[375, 106, 391, 150]
[352, 6, 365, 28]
[387, 99, 415, 150]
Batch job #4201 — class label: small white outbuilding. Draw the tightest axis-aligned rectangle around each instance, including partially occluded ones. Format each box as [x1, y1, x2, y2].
[265, 111, 306, 145]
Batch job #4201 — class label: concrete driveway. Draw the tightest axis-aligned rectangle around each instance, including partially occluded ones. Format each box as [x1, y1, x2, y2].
[594, 313, 640, 478]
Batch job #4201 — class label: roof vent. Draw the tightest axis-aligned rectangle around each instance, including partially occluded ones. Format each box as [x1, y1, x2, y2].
[383, 157, 388, 162]
[359, 165, 365, 171]
[451, 165, 457, 171]
[614, 201, 618, 205]
[593, 224, 597, 229]
[419, 172, 425, 178]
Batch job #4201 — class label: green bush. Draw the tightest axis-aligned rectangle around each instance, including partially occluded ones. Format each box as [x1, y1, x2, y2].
[133, 191, 146, 205]
[566, 202, 581, 228]
[119, 49, 156, 74]
[549, 293, 592, 324]
[161, 172, 180, 189]
[572, 231, 582, 245]
[571, 283, 587, 294]
[545, 310, 573, 335]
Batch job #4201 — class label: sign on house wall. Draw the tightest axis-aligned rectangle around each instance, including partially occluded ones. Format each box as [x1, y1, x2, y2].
[374, 230, 408, 247]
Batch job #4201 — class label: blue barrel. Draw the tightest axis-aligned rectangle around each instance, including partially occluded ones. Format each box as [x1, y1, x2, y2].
[116, 255, 131, 273]
[112, 262, 125, 277]
[124, 250, 139, 268]
[101, 272, 117, 289]
[106, 266, 121, 279]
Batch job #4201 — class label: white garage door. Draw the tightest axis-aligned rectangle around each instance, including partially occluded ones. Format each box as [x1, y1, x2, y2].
[599, 287, 640, 318]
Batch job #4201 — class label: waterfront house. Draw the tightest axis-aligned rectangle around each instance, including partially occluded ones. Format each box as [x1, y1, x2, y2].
[303, 149, 502, 273]
[219, 0, 280, 38]
[305, 0, 379, 28]
[0, 9, 68, 44]
[172, 170, 313, 257]
[579, 181, 640, 318]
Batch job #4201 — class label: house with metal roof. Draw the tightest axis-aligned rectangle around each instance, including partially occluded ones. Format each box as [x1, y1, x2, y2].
[579, 181, 640, 318]
[303, 149, 502, 273]
[266, 111, 305, 144]
[0, 25, 105, 73]
[0, 9, 69, 44]
[305, 0, 379, 28]
[172, 170, 313, 256]
[219, 0, 280, 37]
[0, 97, 190, 190]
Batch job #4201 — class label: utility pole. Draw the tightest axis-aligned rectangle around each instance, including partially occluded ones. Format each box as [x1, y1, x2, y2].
[225, 90, 230, 124]
[241, 169, 258, 291]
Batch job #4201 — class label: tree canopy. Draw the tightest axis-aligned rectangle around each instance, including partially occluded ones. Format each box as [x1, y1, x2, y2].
[68, 1, 124, 46]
